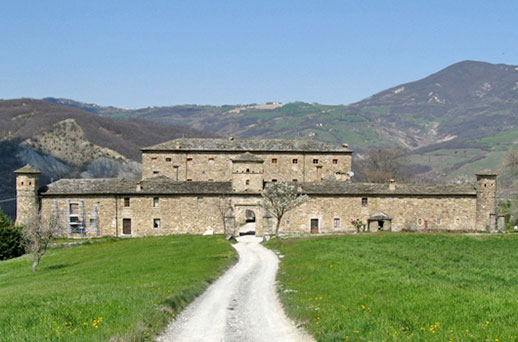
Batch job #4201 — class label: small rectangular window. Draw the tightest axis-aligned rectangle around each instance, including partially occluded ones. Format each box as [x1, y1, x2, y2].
[333, 159, 338, 164]
[153, 197, 159, 207]
[165, 158, 172, 162]
[89, 218, 96, 226]
[153, 170, 160, 175]
[187, 157, 193, 162]
[292, 158, 298, 164]
[187, 178, 192, 181]
[208, 157, 214, 162]
[272, 158, 278, 164]
[245, 179, 250, 185]
[361, 198, 368, 207]
[153, 218, 161, 229]
[151, 157, 157, 161]
[313, 159, 319, 164]
[292, 179, 298, 182]
[272, 179, 278, 182]
[334, 218, 341, 228]
[69, 203, 79, 215]
[124, 197, 130, 207]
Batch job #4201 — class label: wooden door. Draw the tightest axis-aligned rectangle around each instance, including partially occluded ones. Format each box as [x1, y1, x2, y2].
[310, 219, 319, 233]
[123, 218, 132, 235]
[316, 166, 322, 182]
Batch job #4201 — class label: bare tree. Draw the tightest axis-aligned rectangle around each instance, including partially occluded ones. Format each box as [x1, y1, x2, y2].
[215, 196, 233, 236]
[260, 182, 308, 236]
[23, 209, 61, 273]
[355, 148, 408, 183]
[503, 145, 518, 177]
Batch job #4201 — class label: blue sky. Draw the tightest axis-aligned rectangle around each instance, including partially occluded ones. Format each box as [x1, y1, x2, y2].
[1, 1, 517, 108]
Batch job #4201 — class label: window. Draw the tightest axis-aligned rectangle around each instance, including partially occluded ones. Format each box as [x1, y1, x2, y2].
[153, 219, 161, 229]
[208, 179, 214, 182]
[361, 198, 368, 207]
[187, 157, 193, 162]
[292, 158, 298, 164]
[166, 158, 172, 162]
[333, 159, 338, 164]
[187, 178, 192, 181]
[70, 216, 79, 223]
[313, 159, 319, 164]
[89, 218, 96, 226]
[418, 218, 423, 225]
[151, 157, 157, 161]
[208, 157, 214, 162]
[292, 179, 298, 182]
[437, 218, 441, 225]
[245, 179, 250, 185]
[69, 203, 80, 215]
[272, 179, 278, 182]
[153, 197, 159, 207]
[153, 170, 160, 175]
[124, 197, 130, 207]
[334, 218, 341, 228]
[272, 158, 278, 164]
[246, 168, 250, 173]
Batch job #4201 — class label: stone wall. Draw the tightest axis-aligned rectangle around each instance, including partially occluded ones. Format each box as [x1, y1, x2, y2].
[277, 195, 478, 234]
[39, 192, 480, 238]
[141, 151, 352, 182]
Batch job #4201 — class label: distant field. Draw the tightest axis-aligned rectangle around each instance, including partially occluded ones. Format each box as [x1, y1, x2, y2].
[0, 235, 236, 342]
[267, 234, 518, 342]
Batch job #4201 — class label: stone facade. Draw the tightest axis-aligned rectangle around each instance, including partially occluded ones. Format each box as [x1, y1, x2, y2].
[15, 138, 498, 237]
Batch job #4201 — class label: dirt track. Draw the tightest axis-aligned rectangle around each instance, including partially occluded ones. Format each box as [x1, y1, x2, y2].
[157, 235, 314, 342]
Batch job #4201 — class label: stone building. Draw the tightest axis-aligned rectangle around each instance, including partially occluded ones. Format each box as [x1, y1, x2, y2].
[15, 138, 499, 237]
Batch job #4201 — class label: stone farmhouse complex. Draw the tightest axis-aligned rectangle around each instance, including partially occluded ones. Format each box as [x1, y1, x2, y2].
[15, 138, 500, 237]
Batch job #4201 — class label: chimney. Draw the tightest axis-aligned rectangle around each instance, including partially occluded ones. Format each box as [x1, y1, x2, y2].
[136, 182, 142, 192]
[389, 179, 396, 191]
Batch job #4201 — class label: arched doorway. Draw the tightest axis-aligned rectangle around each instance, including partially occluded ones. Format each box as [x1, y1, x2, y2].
[240, 209, 256, 235]
[367, 212, 392, 232]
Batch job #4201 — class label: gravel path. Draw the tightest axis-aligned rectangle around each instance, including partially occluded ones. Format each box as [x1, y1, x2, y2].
[157, 235, 314, 342]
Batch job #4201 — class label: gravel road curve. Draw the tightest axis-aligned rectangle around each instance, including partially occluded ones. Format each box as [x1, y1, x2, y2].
[157, 234, 314, 342]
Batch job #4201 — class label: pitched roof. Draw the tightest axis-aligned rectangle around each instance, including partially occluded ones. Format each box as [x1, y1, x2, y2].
[14, 164, 40, 174]
[298, 181, 476, 196]
[476, 169, 498, 176]
[42, 178, 232, 195]
[232, 152, 264, 163]
[142, 138, 352, 153]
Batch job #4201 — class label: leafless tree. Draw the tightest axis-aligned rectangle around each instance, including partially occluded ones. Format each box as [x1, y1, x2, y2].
[503, 145, 518, 177]
[355, 148, 407, 183]
[260, 182, 308, 236]
[23, 209, 61, 273]
[215, 196, 233, 236]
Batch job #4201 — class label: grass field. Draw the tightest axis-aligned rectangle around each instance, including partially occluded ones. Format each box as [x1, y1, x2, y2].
[266, 234, 518, 342]
[0, 235, 236, 342]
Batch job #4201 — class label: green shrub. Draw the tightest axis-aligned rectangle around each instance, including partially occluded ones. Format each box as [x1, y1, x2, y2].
[0, 210, 24, 260]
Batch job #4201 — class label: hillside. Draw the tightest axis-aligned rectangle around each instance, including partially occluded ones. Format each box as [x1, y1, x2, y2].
[0, 99, 212, 218]
[47, 60, 518, 180]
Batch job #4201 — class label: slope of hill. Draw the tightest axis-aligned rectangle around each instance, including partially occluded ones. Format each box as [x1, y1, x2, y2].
[46, 60, 518, 180]
[0, 99, 213, 218]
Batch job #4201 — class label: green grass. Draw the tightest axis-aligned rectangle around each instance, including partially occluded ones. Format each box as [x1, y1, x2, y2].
[266, 234, 518, 342]
[0, 235, 236, 342]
